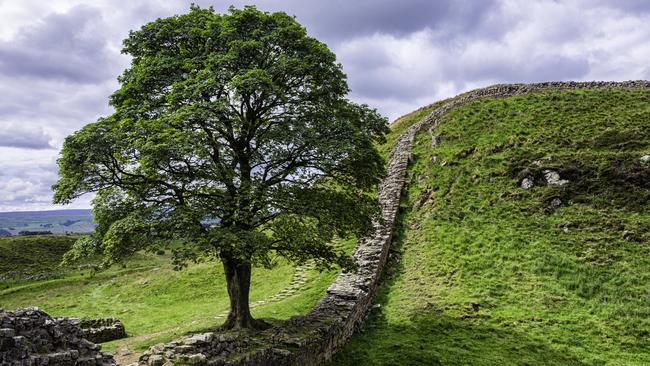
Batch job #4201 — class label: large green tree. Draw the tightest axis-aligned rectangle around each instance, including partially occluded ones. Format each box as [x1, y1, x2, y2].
[53, 6, 387, 329]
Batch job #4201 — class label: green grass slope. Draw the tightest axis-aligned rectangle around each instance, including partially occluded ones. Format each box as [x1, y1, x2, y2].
[0, 235, 76, 276]
[336, 88, 650, 365]
[0, 236, 343, 353]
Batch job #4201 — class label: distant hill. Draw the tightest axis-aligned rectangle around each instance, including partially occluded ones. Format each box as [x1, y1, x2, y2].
[0, 209, 94, 236]
[0, 209, 92, 217]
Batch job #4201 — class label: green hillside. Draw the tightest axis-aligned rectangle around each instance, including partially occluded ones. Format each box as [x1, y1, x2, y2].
[336, 88, 650, 365]
[2, 88, 649, 365]
[0, 235, 76, 278]
[0, 235, 344, 357]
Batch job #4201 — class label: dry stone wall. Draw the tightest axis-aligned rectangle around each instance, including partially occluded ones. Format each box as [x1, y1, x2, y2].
[79, 319, 127, 344]
[139, 81, 650, 366]
[0, 307, 116, 366]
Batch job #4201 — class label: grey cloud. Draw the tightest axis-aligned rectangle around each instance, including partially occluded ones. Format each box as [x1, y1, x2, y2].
[0, 5, 117, 83]
[0, 161, 57, 209]
[200, 0, 500, 44]
[0, 124, 54, 149]
[590, 0, 650, 12]
[0, 155, 94, 211]
[347, 68, 430, 101]
[0, 74, 116, 137]
[463, 55, 590, 84]
[0, 104, 20, 116]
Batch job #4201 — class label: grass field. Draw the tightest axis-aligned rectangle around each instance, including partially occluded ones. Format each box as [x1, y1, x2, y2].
[335, 88, 650, 365]
[0, 235, 77, 279]
[0, 235, 343, 354]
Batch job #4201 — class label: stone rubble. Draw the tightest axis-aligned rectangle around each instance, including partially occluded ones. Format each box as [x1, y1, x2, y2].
[542, 170, 569, 186]
[0, 307, 116, 366]
[550, 198, 563, 208]
[521, 177, 535, 189]
[79, 319, 127, 344]
[0, 272, 63, 282]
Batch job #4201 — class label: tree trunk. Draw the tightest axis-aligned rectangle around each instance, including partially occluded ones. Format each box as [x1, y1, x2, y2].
[221, 257, 268, 330]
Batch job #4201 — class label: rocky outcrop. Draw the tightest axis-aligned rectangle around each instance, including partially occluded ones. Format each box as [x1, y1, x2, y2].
[79, 319, 127, 344]
[521, 169, 569, 189]
[139, 80, 650, 366]
[0, 307, 116, 366]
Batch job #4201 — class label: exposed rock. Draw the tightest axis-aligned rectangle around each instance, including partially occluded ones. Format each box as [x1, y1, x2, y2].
[0, 307, 116, 365]
[182, 333, 212, 345]
[148, 354, 164, 366]
[521, 177, 535, 189]
[640, 155, 650, 163]
[431, 135, 439, 148]
[188, 353, 206, 364]
[414, 188, 434, 209]
[533, 156, 552, 167]
[78, 263, 101, 271]
[622, 230, 639, 242]
[550, 198, 563, 208]
[543, 170, 569, 186]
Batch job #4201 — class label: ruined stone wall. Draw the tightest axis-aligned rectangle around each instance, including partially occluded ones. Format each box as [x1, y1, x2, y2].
[140, 81, 650, 366]
[0, 307, 116, 366]
[79, 319, 127, 344]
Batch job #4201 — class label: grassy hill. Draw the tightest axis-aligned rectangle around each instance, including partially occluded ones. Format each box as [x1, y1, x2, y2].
[0, 235, 345, 357]
[0, 235, 76, 278]
[335, 88, 650, 365]
[2, 88, 649, 365]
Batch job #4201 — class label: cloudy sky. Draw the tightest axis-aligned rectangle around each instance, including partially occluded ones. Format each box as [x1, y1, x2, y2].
[0, 0, 649, 211]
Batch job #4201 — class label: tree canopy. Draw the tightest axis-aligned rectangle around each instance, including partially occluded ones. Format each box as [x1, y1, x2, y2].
[53, 5, 388, 329]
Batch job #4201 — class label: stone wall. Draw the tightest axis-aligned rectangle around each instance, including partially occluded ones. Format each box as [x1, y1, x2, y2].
[0, 307, 116, 366]
[79, 319, 127, 344]
[139, 81, 650, 366]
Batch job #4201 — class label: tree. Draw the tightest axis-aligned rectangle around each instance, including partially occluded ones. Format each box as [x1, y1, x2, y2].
[53, 6, 388, 330]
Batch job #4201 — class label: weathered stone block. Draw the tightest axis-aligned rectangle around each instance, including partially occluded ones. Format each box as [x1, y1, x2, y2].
[78, 318, 127, 344]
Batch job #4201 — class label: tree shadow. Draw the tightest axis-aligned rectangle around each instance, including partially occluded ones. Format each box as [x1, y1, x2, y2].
[336, 308, 591, 365]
